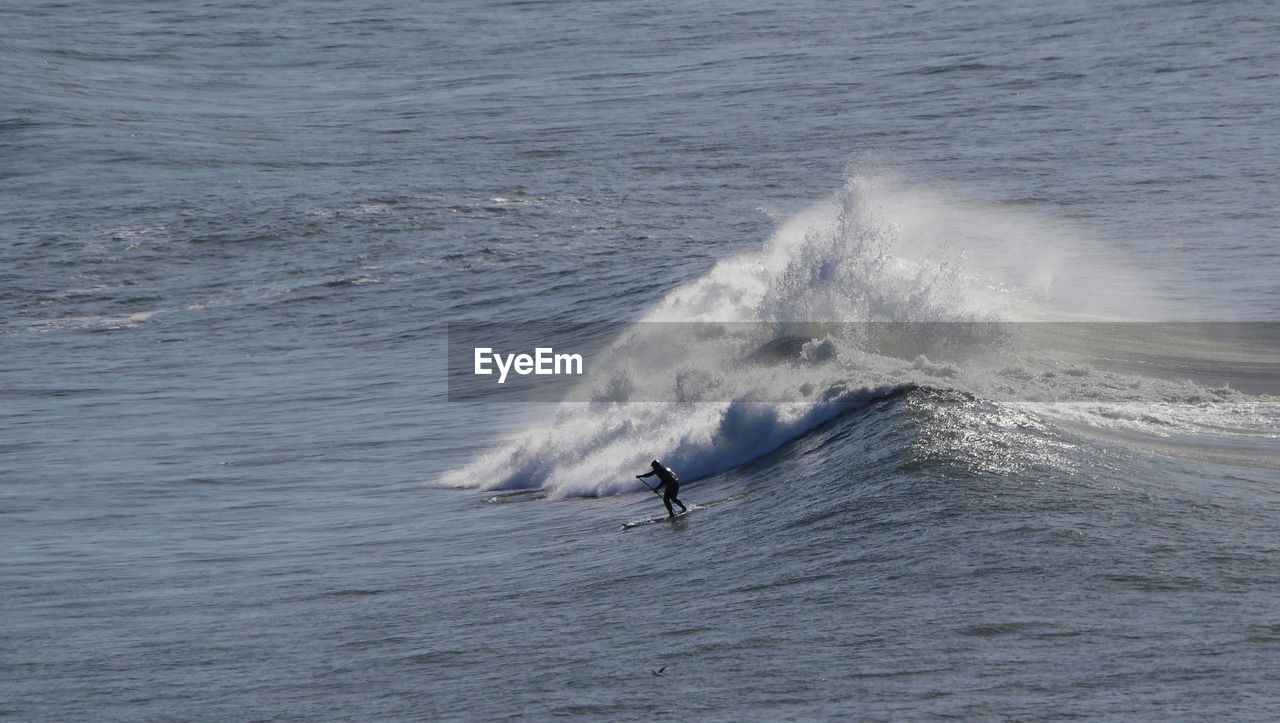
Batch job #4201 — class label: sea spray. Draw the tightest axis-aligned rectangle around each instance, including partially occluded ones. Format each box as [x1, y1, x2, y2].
[441, 173, 1166, 496]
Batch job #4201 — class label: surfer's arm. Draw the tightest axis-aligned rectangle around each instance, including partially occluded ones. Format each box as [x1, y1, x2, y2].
[636, 470, 656, 479]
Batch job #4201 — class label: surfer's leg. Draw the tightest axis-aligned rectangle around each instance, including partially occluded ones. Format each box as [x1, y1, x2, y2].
[668, 486, 686, 513]
[663, 499, 675, 517]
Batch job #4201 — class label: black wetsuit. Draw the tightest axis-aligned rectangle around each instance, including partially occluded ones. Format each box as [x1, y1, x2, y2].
[641, 464, 687, 517]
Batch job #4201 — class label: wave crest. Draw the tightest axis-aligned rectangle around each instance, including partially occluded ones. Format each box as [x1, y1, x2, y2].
[442, 172, 1165, 496]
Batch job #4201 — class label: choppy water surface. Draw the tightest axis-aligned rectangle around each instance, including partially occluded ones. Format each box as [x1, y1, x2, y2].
[3, 0, 1279, 718]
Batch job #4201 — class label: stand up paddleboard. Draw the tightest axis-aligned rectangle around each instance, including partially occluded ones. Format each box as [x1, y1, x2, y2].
[622, 505, 702, 529]
[619, 489, 755, 529]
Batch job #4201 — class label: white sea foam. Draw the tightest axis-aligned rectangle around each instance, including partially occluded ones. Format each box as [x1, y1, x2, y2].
[441, 174, 1265, 496]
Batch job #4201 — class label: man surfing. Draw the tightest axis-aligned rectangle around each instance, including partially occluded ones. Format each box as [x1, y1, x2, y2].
[636, 460, 687, 518]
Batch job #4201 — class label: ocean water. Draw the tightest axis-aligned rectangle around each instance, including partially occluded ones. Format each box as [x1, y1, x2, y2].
[3, 0, 1279, 718]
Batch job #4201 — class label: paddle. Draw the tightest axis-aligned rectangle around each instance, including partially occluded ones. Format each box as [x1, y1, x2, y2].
[636, 477, 664, 498]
